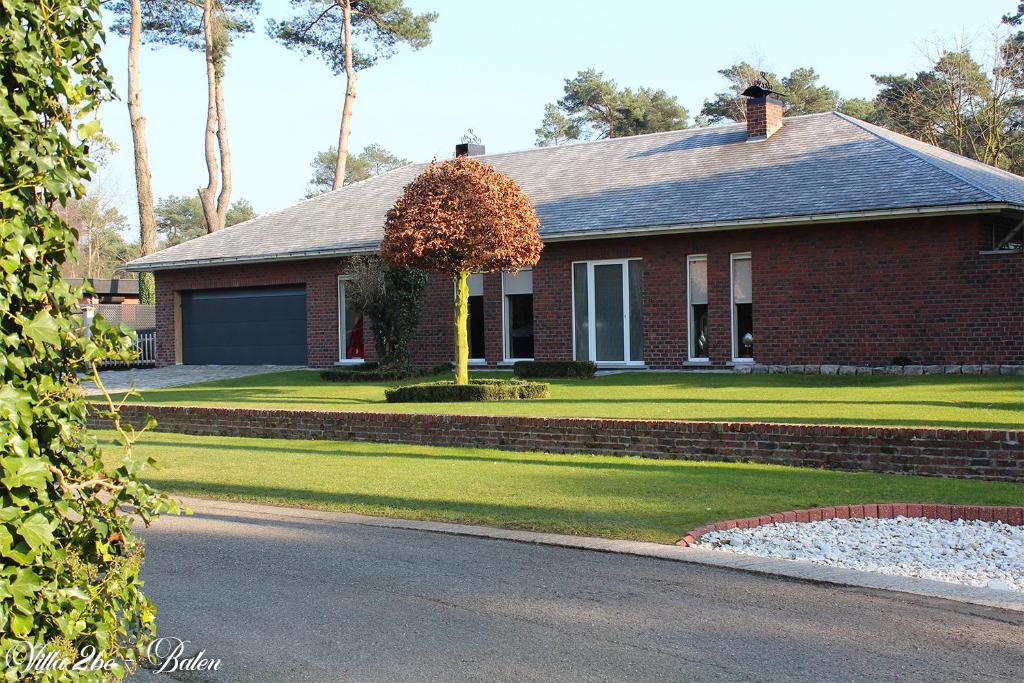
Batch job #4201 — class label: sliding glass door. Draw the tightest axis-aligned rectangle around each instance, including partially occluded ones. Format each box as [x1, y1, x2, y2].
[572, 259, 643, 364]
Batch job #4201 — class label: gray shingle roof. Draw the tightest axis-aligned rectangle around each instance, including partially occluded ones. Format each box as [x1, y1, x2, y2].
[128, 112, 1024, 271]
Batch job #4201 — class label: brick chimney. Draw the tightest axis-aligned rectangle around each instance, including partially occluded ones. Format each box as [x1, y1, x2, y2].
[745, 96, 784, 141]
[455, 143, 485, 157]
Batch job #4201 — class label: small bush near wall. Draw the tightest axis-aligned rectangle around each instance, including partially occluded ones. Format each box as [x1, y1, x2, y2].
[514, 360, 597, 379]
[385, 378, 549, 402]
[321, 363, 450, 382]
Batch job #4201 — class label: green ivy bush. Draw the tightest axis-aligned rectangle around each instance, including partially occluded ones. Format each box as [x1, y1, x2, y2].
[320, 363, 451, 382]
[513, 360, 597, 379]
[384, 378, 549, 402]
[342, 256, 428, 368]
[1, 2, 177, 679]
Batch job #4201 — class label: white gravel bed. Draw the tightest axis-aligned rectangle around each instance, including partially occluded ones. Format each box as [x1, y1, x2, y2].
[697, 516, 1024, 592]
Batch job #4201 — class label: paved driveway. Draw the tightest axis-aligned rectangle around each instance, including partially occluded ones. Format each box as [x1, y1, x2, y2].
[81, 365, 299, 396]
[132, 499, 1024, 682]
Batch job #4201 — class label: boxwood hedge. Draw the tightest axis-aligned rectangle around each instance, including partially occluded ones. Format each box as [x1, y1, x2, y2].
[385, 378, 549, 402]
[321, 363, 451, 382]
[513, 360, 597, 379]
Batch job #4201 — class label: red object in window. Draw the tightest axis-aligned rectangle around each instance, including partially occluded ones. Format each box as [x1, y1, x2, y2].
[346, 315, 365, 359]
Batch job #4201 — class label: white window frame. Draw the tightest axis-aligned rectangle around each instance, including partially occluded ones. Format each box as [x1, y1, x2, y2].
[686, 255, 709, 363]
[501, 268, 534, 363]
[454, 274, 486, 365]
[337, 276, 365, 364]
[729, 252, 753, 364]
[570, 258, 644, 367]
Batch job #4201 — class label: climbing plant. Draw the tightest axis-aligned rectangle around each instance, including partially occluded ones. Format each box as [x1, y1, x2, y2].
[1, 0, 178, 679]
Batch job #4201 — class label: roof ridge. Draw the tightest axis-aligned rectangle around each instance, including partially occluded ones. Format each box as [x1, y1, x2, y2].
[831, 112, 1000, 202]
[455, 112, 838, 164]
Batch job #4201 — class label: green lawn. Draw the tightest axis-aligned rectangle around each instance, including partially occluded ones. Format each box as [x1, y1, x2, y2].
[108, 370, 1024, 429]
[101, 431, 1023, 544]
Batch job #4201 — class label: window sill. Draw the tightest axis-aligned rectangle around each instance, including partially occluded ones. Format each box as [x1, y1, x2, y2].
[335, 359, 365, 366]
[978, 249, 1023, 255]
[684, 359, 711, 366]
[500, 358, 533, 365]
[468, 359, 487, 366]
[729, 359, 755, 365]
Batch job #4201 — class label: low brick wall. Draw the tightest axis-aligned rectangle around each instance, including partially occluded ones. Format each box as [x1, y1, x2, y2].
[89, 404, 1024, 482]
[677, 504, 1024, 546]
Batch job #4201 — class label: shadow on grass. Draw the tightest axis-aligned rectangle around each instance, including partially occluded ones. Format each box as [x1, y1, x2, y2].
[149, 479, 680, 536]
[141, 436, 755, 474]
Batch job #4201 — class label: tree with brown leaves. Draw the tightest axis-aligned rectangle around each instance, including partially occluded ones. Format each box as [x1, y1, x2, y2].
[381, 157, 543, 384]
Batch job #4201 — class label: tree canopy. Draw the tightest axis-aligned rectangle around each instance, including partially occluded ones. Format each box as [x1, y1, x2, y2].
[381, 157, 543, 275]
[307, 143, 409, 196]
[870, 42, 1024, 173]
[58, 197, 139, 280]
[155, 194, 255, 246]
[699, 62, 858, 123]
[268, 0, 436, 74]
[109, 0, 261, 73]
[536, 69, 689, 145]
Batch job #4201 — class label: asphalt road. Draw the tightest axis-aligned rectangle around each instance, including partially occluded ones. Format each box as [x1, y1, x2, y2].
[133, 502, 1024, 682]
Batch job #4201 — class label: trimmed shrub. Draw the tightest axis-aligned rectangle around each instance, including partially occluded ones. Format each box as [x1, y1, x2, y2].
[385, 378, 549, 402]
[321, 363, 450, 382]
[514, 360, 597, 379]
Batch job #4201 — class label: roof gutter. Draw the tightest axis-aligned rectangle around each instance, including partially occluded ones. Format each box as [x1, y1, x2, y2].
[541, 202, 1016, 243]
[126, 202, 1016, 272]
[124, 243, 379, 272]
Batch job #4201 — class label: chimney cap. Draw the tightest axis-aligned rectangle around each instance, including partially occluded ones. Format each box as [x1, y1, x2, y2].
[740, 72, 787, 100]
[455, 143, 485, 157]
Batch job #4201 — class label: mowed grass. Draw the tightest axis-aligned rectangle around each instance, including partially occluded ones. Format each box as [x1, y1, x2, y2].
[107, 370, 1024, 429]
[100, 431, 1023, 544]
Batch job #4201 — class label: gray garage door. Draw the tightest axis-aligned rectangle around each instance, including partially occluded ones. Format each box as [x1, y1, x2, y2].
[182, 286, 307, 365]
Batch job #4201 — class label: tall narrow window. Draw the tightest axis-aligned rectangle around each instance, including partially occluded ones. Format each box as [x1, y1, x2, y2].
[571, 259, 643, 364]
[731, 253, 753, 360]
[467, 273, 485, 361]
[687, 255, 708, 360]
[572, 263, 589, 361]
[628, 260, 644, 362]
[338, 277, 364, 362]
[503, 269, 533, 360]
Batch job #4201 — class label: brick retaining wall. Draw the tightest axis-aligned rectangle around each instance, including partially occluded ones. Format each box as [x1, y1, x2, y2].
[90, 405, 1024, 482]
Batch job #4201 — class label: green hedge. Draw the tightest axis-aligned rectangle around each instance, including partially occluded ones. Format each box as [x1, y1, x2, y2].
[513, 360, 597, 379]
[385, 378, 550, 402]
[321, 363, 450, 382]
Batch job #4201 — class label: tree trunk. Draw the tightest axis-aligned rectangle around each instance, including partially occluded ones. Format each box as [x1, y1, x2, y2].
[128, 0, 157, 303]
[214, 72, 232, 229]
[333, 0, 356, 190]
[197, 0, 220, 232]
[453, 270, 470, 385]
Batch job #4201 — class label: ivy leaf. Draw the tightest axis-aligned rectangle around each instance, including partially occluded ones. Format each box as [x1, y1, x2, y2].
[76, 118, 102, 140]
[22, 310, 59, 345]
[0, 457, 48, 490]
[16, 513, 54, 551]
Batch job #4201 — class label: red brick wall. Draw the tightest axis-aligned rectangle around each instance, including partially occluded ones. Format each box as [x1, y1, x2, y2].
[531, 215, 1023, 367]
[745, 97, 785, 138]
[95, 404, 1024, 482]
[154, 215, 1022, 368]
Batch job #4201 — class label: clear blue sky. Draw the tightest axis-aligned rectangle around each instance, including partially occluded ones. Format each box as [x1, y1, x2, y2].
[98, 0, 1011, 232]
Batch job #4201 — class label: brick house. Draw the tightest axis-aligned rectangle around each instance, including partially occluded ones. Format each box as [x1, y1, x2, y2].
[127, 97, 1024, 369]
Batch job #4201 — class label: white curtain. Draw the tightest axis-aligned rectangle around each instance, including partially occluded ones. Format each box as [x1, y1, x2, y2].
[688, 258, 708, 305]
[732, 256, 752, 304]
[502, 269, 532, 295]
